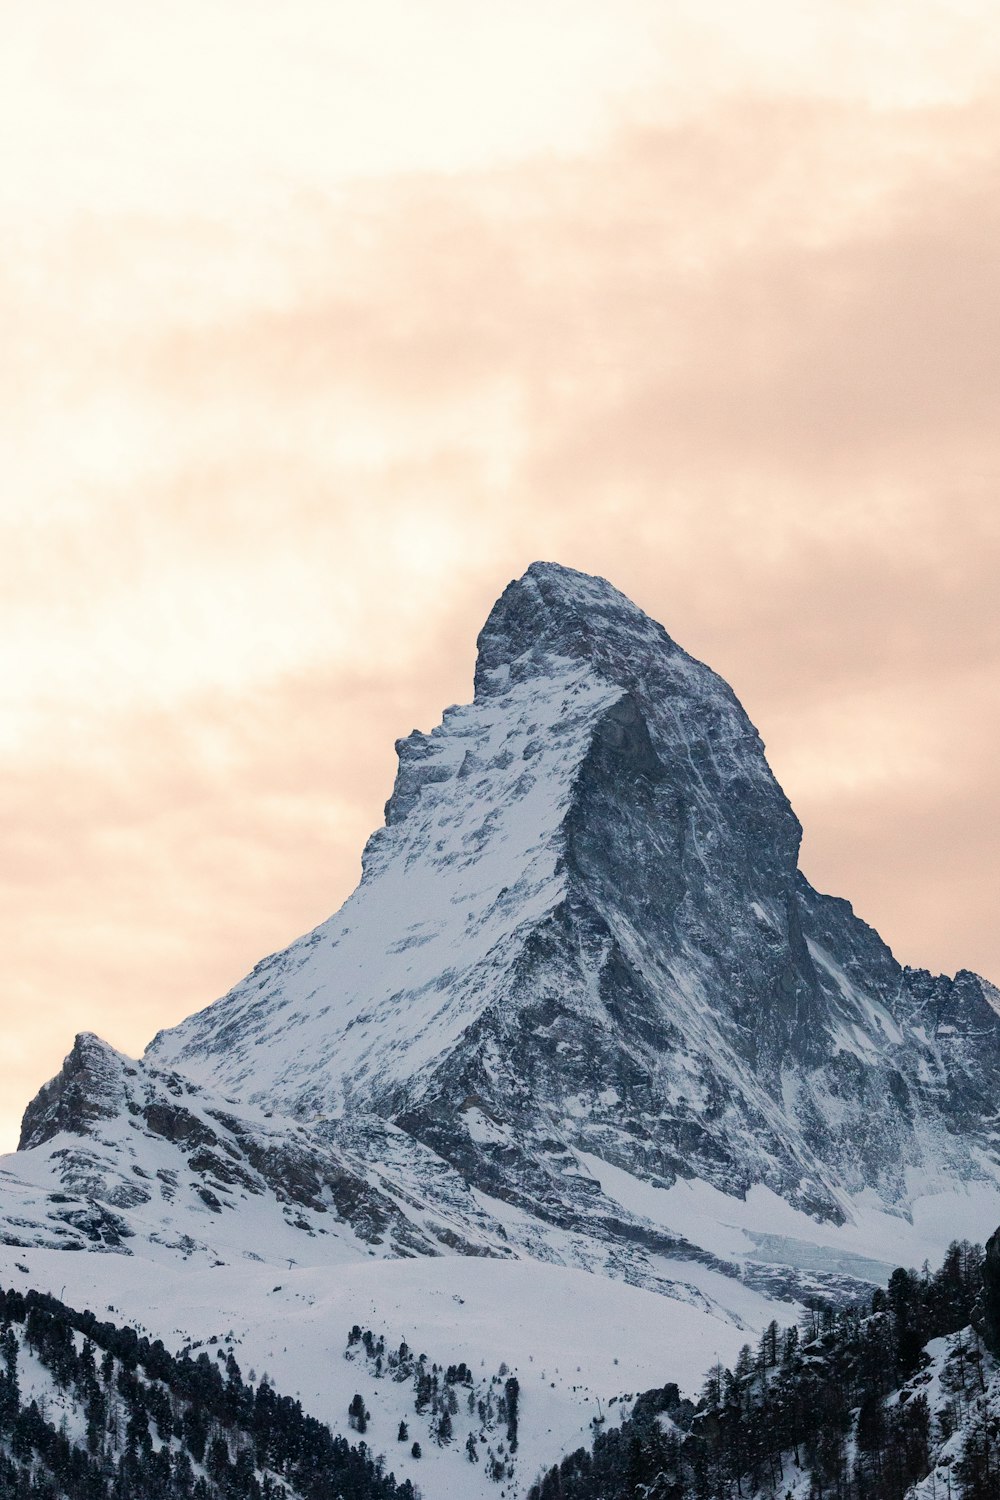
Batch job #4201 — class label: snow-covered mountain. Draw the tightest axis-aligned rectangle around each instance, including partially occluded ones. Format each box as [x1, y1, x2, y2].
[147, 561, 1000, 1262]
[3, 560, 999, 1498]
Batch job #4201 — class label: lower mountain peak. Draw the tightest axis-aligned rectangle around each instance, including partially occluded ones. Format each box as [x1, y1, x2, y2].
[7, 1036, 525, 1265]
[19, 1032, 136, 1151]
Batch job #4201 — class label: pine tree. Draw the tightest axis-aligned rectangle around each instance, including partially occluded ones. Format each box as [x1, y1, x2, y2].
[436, 1406, 453, 1445]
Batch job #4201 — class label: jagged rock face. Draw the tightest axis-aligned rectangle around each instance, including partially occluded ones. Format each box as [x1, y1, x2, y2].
[20, 1033, 134, 1151]
[6, 1033, 739, 1298]
[4, 1033, 521, 1263]
[477, 563, 822, 1076]
[140, 562, 1000, 1241]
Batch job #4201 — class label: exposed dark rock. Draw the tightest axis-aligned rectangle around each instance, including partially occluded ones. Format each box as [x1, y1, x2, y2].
[19, 1034, 128, 1151]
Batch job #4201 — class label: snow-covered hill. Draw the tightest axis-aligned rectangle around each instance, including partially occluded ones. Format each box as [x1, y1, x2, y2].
[529, 1233, 1000, 1500]
[0, 1249, 770, 1500]
[0, 1282, 411, 1500]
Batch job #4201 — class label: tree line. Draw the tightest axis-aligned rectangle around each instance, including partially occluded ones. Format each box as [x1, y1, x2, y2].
[345, 1322, 519, 1483]
[0, 1285, 415, 1500]
[530, 1230, 1000, 1500]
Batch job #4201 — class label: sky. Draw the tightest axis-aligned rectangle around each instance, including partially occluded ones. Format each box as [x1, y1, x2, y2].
[2, 1, 999, 1151]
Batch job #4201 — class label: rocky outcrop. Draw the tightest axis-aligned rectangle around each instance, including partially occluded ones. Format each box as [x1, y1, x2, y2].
[19, 1033, 133, 1151]
[6, 1036, 522, 1263]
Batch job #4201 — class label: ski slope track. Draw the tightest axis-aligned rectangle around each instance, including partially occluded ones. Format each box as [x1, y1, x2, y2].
[3, 561, 1000, 1497]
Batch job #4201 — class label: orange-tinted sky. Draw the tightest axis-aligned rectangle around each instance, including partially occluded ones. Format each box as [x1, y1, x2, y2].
[2, 2, 999, 1151]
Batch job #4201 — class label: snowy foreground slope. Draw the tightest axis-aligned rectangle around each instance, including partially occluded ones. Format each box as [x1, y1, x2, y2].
[0, 1249, 766, 1499]
[3, 561, 1000, 1497]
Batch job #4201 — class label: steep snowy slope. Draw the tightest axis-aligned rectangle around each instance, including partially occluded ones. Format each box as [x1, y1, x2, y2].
[148, 562, 1000, 1251]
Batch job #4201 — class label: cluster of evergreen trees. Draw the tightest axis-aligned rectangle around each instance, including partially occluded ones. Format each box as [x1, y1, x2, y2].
[345, 1323, 519, 1482]
[0, 1286, 414, 1500]
[531, 1235, 1000, 1500]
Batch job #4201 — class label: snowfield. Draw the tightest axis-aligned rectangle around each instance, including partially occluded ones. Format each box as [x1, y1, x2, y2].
[0, 1246, 760, 1499]
[574, 1151, 1000, 1287]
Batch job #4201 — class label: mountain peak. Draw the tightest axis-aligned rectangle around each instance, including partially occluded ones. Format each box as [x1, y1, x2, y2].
[19, 1033, 132, 1151]
[474, 561, 679, 696]
[150, 562, 809, 1119]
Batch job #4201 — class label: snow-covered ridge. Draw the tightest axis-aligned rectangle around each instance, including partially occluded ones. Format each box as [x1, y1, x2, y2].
[5, 1030, 749, 1305]
[5, 1032, 460, 1266]
[150, 655, 625, 1112]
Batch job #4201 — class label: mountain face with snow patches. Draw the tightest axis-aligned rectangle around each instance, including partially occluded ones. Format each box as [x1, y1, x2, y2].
[3, 561, 1000, 1498]
[146, 562, 1000, 1246]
